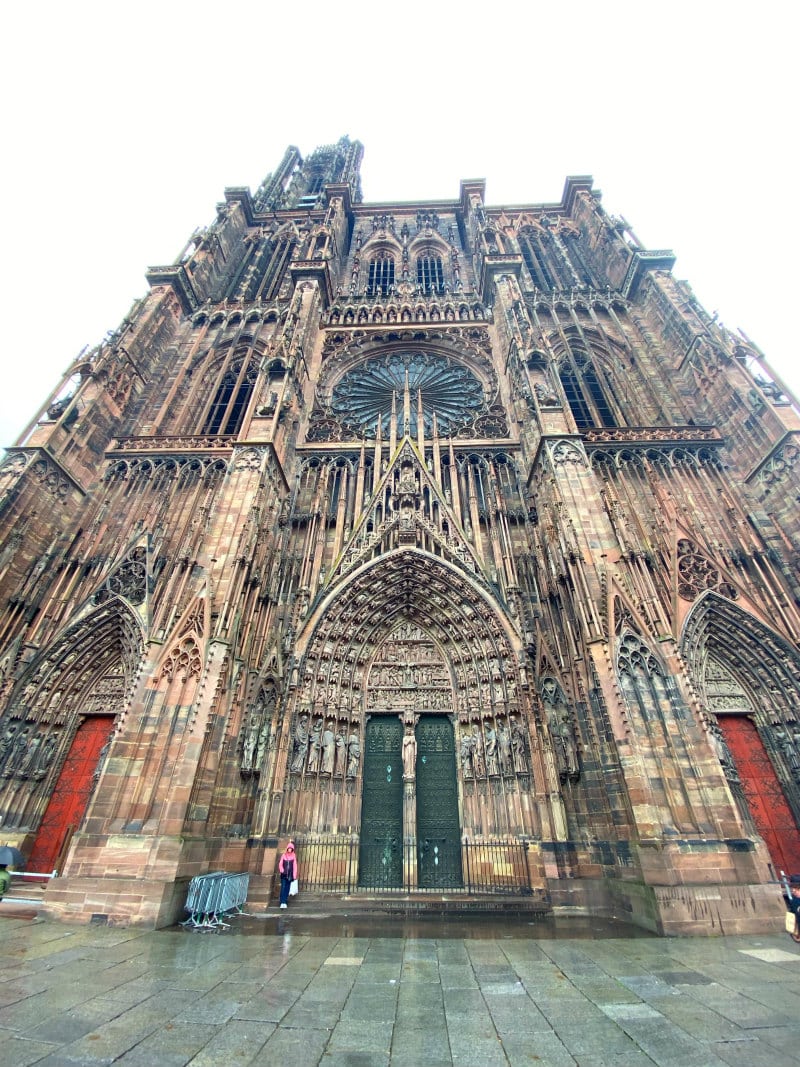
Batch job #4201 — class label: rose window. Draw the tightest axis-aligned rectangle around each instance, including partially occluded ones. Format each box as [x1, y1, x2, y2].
[330, 352, 484, 437]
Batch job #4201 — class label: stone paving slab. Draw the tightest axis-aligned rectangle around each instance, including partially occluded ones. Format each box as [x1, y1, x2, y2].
[2, 916, 800, 1066]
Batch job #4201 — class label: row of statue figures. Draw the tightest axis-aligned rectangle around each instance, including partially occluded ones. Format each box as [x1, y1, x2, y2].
[0, 721, 60, 779]
[458, 716, 530, 779]
[289, 714, 361, 778]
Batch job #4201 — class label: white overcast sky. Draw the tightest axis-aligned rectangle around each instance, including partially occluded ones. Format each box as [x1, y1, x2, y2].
[1, 1, 797, 447]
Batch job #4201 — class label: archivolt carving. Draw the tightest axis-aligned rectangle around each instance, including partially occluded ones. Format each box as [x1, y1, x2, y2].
[682, 593, 800, 731]
[0, 604, 143, 826]
[294, 547, 523, 747]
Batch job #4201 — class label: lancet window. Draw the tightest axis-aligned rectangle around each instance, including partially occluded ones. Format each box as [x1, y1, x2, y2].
[557, 341, 621, 429]
[367, 253, 395, 296]
[201, 353, 259, 436]
[416, 255, 445, 295]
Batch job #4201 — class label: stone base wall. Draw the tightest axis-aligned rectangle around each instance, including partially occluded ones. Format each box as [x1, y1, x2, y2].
[40, 874, 191, 928]
[548, 875, 787, 936]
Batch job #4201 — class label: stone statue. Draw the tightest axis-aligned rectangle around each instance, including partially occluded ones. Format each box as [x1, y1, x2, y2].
[321, 721, 336, 775]
[241, 713, 259, 773]
[484, 722, 498, 775]
[5, 727, 30, 775]
[549, 709, 579, 780]
[402, 726, 417, 778]
[509, 716, 528, 772]
[460, 728, 474, 777]
[307, 718, 323, 772]
[18, 731, 42, 776]
[471, 724, 486, 778]
[497, 720, 512, 775]
[346, 731, 361, 778]
[0, 722, 18, 767]
[289, 714, 310, 772]
[35, 733, 58, 777]
[334, 729, 346, 776]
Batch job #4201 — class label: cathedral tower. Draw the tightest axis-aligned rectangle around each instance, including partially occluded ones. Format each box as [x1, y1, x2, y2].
[1, 138, 798, 933]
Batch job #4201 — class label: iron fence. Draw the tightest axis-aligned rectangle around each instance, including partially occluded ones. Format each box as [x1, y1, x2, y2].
[292, 836, 532, 895]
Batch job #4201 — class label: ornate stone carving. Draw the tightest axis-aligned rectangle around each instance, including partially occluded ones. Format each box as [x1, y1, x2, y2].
[759, 441, 800, 488]
[161, 636, 202, 683]
[677, 539, 738, 602]
[549, 440, 586, 468]
[94, 547, 148, 607]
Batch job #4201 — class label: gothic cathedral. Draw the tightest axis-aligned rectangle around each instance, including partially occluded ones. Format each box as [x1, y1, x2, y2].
[1, 138, 798, 933]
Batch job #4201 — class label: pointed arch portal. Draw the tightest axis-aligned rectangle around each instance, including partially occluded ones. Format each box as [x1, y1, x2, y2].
[682, 592, 800, 873]
[287, 547, 541, 880]
[1, 599, 144, 873]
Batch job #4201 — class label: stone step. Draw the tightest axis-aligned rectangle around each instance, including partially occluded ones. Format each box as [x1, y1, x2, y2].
[248, 890, 550, 917]
[3, 877, 49, 902]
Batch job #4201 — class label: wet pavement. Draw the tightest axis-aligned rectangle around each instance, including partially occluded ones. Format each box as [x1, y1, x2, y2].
[1, 909, 799, 1066]
[222, 910, 653, 941]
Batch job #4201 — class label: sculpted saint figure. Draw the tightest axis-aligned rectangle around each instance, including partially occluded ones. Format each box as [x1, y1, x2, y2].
[321, 721, 336, 775]
[497, 721, 512, 775]
[484, 722, 498, 776]
[402, 725, 417, 778]
[307, 718, 323, 772]
[460, 728, 474, 777]
[346, 731, 361, 778]
[290, 714, 310, 772]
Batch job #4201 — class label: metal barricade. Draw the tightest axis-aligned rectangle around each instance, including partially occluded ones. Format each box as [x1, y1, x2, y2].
[181, 871, 250, 931]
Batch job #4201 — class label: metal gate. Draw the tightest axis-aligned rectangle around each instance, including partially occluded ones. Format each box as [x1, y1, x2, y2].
[358, 717, 403, 887]
[416, 714, 463, 888]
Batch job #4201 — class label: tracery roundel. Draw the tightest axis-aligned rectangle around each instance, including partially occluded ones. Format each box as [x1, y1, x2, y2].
[330, 351, 484, 437]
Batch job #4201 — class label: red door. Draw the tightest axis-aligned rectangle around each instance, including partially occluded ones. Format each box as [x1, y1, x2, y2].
[26, 716, 113, 874]
[719, 715, 800, 875]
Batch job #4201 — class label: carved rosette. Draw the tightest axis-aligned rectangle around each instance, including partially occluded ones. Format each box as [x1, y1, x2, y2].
[677, 539, 738, 602]
[94, 547, 148, 607]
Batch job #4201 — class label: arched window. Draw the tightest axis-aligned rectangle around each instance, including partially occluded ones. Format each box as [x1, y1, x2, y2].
[416, 255, 444, 295]
[202, 355, 259, 436]
[557, 342, 621, 429]
[367, 253, 395, 297]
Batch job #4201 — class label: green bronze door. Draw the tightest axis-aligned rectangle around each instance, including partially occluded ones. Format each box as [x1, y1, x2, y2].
[416, 715, 463, 888]
[358, 716, 403, 887]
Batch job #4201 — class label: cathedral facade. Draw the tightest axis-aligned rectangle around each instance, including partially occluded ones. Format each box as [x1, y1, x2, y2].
[1, 138, 798, 933]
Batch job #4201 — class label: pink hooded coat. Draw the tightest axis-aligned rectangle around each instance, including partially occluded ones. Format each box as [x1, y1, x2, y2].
[279, 844, 297, 881]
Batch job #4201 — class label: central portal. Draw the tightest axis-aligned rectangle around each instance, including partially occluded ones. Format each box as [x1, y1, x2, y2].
[358, 714, 462, 889]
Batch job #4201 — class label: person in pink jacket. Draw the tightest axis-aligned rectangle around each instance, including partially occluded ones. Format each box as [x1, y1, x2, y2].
[278, 842, 298, 908]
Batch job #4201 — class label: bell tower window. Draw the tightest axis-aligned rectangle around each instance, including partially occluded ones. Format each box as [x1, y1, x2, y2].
[416, 255, 444, 295]
[367, 254, 395, 297]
